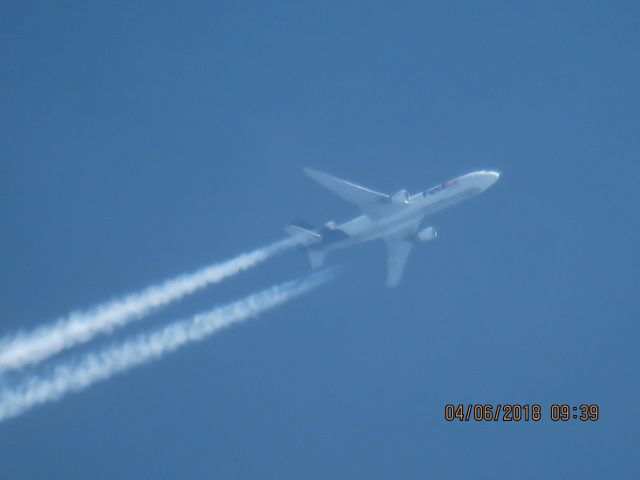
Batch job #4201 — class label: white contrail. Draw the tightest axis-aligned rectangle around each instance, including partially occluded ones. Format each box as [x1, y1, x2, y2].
[0, 238, 295, 373]
[0, 270, 332, 423]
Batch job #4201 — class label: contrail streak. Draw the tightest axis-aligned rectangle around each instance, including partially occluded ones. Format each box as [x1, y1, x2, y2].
[0, 239, 294, 373]
[0, 270, 331, 423]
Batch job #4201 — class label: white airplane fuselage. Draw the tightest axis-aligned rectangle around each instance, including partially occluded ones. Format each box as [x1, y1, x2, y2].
[289, 169, 500, 286]
[322, 171, 500, 251]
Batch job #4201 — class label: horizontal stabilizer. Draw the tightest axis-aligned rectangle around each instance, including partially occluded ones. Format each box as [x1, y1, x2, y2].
[285, 224, 322, 247]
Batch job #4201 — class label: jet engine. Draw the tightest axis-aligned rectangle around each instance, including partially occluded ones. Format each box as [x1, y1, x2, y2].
[391, 189, 409, 205]
[416, 226, 437, 242]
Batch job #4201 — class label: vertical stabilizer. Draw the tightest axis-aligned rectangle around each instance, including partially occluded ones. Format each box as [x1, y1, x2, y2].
[307, 249, 326, 269]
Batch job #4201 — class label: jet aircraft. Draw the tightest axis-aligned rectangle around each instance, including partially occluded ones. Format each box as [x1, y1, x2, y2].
[286, 168, 500, 287]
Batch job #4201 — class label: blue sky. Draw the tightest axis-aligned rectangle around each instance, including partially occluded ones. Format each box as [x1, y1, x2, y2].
[1, 1, 639, 478]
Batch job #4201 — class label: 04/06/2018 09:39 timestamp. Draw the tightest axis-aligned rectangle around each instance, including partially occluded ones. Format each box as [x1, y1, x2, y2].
[444, 404, 599, 422]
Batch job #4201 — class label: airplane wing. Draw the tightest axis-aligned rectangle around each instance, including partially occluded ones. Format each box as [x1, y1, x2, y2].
[304, 168, 393, 218]
[385, 240, 413, 288]
[383, 220, 422, 287]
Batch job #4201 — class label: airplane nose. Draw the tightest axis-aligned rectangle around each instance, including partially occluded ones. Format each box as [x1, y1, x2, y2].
[460, 170, 501, 190]
[481, 170, 500, 188]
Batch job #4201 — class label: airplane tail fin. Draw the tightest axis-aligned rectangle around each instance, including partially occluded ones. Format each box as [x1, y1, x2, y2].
[306, 249, 326, 270]
[284, 223, 326, 269]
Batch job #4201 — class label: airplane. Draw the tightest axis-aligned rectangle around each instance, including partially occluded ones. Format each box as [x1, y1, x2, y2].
[286, 168, 500, 287]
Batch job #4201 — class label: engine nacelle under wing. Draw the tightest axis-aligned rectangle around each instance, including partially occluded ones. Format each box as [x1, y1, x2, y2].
[416, 226, 437, 242]
[391, 189, 409, 205]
